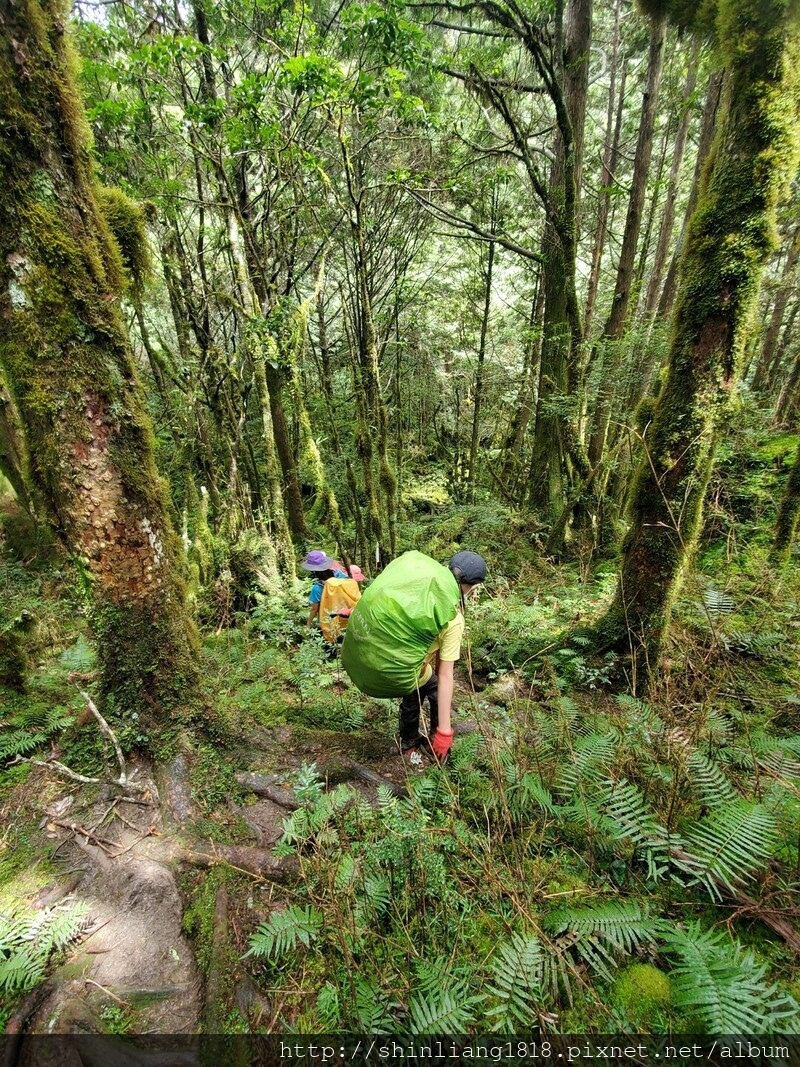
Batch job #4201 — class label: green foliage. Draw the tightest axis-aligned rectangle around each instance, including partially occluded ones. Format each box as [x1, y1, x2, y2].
[660, 922, 800, 1033]
[245, 905, 323, 960]
[0, 904, 89, 997]
[676, 800, 779, 898]
[485, 933, 545, 1032]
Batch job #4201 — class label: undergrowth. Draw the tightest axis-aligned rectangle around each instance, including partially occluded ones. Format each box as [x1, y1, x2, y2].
[244, 676, 800, 1033]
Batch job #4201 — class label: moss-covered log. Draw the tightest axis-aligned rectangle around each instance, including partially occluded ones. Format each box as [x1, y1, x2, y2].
[0, 0, 198, 737]
[597, 0, 800, 670]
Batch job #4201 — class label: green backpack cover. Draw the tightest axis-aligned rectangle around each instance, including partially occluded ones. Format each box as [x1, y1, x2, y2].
[341, 551, 459, 697]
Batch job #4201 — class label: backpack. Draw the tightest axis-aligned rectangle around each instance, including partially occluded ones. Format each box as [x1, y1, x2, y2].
[341, 551, 458, 697]
[319, 577, 362, 644]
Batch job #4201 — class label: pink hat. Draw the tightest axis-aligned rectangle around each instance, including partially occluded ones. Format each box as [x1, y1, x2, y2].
[333, 560, 365, 581]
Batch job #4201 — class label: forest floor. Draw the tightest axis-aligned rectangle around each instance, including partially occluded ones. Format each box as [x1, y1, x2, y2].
[4, 464, 800, 1042]
[2, 657, 506, 1044]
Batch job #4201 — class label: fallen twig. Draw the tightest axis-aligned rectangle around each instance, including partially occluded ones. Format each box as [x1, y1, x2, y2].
[84, 979, 129, 1006]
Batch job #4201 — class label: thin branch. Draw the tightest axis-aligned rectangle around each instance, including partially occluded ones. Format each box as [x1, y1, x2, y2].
[437, 65, 546, 94]
[408, 189, 544, 263]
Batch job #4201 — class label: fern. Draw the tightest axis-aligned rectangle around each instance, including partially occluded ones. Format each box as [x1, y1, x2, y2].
[509, 772, 555, 816]
[546, 901, 662, 957]
[485, 932, 545, 1032]
[245, 904, 322, 959]
[361, 875, 391, 917]
[0, 728, 48, 761]
[720, 630, 787, 657]
[676, 800, 778, 898]
[685, 751, 738, 808]
[407, 980, 480, 1034]
[703, 588, 735, 618]
[353, 977, 397, 1032]
[660, 922, 800, 1033]
[293, 761, 325, 804]
[0, 948, 44, 995]
[554, 733, 616, 798]
[0, 904, 88, 997]
[602, 779, 673, 880]
[316, 982, 341, 1029]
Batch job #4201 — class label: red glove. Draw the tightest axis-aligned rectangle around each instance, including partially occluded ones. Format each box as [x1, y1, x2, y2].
[431, 728, 454, 761]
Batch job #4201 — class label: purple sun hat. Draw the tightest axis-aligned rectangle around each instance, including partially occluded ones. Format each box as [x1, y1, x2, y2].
[301, 550, 337, 571]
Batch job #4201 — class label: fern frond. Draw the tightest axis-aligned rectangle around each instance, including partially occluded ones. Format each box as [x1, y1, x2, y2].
[0, 948, 44, 994]
[602, 780, 672, 880]
[0, 904, 88, 997]
[0, 729, 48, 761]
[361, 875, 391, 917]
[554, 734, 616, 798]
[354, 977, 398, 1033]
[676, 801, 778, 898]
[407, 980, 480, 1034]
[511, 773, 555, 816]
[703, 588, 735, 618]
[485, 932, 545, 1032]
[660, 922, 800, 1033]
[546, 901, 661, 956]
[316, 982, 341, 1029]
[685, 751, 738, 808]
[245, 905, 322, 959]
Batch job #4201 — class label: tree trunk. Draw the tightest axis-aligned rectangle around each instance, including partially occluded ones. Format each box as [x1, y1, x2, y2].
[584, 0, 625, 339]
[774, 316, 800, 427]
[0, 0, 198, 734]
[527, 0, 592, 525]
[467, 193, 498, 502]
[773, 442, 800, 559]
[596, 0, 800, 677]
[751, 225, 800, 394]
[656, 68, 725, 320]
[641, 40, 701, 324]
[587, 11, 667, 469]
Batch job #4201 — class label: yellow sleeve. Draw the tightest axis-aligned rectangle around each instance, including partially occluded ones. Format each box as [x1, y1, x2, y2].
[437, 612, 465, 662]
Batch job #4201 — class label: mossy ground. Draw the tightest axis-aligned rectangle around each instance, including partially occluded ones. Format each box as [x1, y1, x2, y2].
[2, 440, 800, 1032]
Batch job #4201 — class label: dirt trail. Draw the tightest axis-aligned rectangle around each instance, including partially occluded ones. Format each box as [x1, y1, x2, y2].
[17, 763, 202, 1039]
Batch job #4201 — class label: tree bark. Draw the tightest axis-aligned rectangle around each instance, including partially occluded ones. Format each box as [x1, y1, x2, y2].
[584, 0, 625, 339]
[656, 68, 725, 320]
[526, 0, 592, 525]
[0, 0, 198, 734]
[467, 192, 498, 502]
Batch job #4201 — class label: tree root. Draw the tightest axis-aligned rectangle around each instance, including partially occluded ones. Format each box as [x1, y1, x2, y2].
[183, 841, 299, 884]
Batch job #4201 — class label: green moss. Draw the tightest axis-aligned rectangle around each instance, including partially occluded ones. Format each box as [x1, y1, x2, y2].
[612, 963, 672, 1024]
[95, 186, 151, 297]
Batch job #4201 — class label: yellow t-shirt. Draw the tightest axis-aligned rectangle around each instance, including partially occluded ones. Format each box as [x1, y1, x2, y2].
[417, 610, 465, 687]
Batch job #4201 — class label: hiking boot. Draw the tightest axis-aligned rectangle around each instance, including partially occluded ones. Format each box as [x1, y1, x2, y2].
[398, 735, 432, 770]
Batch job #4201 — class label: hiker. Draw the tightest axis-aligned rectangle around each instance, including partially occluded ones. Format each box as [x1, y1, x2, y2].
[341, 549, 487, 763]
[302, 550, 364, 639]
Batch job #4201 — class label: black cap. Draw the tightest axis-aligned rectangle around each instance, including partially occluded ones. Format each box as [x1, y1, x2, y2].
[449, 550, 487, 585]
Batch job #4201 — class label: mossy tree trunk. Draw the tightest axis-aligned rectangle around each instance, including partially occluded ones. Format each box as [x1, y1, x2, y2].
[0, 0, 198, 736]
[596, 0, 800, 676]
[773, 442, 800, 558]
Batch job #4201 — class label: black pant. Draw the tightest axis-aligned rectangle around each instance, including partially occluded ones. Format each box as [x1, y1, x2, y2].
[399, 673, 439, 750]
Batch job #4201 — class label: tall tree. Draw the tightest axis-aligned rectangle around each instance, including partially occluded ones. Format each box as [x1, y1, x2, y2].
[0, 0, 198, 735]
[596, 0, 800, 676]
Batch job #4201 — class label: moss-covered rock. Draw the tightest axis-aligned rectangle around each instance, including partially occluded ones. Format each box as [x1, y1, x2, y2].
[613, 963, 672, 1024]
